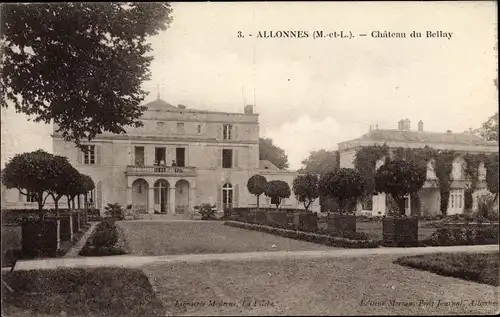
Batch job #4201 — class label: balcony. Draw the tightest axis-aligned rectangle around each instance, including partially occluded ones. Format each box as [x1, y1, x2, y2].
[125, 165, 196, 177]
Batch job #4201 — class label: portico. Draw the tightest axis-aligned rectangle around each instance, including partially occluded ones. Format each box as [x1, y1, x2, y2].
[126, 176, 196, 216]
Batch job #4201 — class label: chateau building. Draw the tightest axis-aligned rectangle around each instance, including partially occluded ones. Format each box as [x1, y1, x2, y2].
[2, 98, 314, 216]
[338, 119, 499, 216]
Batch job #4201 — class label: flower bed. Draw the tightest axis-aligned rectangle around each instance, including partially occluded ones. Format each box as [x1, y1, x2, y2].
[224, 221, 379, 248]
[421, 226, 498, 246]
[395, 252, 499, 286]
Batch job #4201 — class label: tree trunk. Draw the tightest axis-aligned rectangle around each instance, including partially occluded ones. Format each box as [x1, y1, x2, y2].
[71, 198, 75, 209]
[67, 196, 71, 209]
[257, 195, 260, 209]
[77, 195, 81, 209]
[84, 193, 88, 209]
[395, 196, 406, 216]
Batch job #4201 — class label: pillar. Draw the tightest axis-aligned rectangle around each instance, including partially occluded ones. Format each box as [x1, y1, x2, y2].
[126, 186, 133, 206]
[148, 187, 155, 214]
[169, 187, 176, 214]
[189, 186, 196, 216]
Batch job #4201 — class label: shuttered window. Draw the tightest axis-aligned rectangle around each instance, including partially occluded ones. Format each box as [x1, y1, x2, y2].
[79, 145, 101, 165]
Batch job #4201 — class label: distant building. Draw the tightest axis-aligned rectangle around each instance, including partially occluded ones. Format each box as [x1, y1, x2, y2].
[338, 119, 499, 216]
[2, 98, 319, 216]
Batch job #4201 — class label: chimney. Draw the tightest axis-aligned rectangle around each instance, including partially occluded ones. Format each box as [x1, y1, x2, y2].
[244, 104, 254, 114]
[401, 118, 411, 131]
[418, 120, 424, 131]
[178, 104, 186, 109]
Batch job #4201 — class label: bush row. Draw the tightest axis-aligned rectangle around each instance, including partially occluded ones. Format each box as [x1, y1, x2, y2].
[79, 218, 127, 256]
[224, 221, 379, 248]
[421, 226, 499, 246]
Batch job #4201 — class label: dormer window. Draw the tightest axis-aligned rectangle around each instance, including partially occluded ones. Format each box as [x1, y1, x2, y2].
[223, 124, 232, 140]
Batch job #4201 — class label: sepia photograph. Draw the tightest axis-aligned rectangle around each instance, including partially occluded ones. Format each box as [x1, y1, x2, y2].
[1, 1, 498, 316]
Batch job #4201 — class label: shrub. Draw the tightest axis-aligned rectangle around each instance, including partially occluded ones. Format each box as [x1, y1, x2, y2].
[195, 203, 216, 220]
[104, 203, 124, 220]
[79, 219, 126, 256]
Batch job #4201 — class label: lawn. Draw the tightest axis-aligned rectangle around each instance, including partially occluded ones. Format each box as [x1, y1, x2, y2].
[143, 255, 499, 316]
[1, 267, 164, 317]
[395, 252, 500, 286]
[118, 221, 334, 256]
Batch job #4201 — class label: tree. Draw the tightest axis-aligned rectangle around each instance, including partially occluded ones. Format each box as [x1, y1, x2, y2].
[319, 168, 365, 214]
[247, 175, 267, 209]
[45, 155, 80, 211]
[1, 3, 173, 146]
[474, 112, 498, 141]
[81, 174, 95, 209]
[1, 150, 59, 219]
[259, 138, 289, 170]
[374, 160, 426, 216]
[299, 149, 339, 175]
[264, 180, 291, 210]
[292, 173, 319, 212]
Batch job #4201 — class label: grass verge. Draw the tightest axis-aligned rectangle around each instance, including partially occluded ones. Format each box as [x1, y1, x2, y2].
[395, 252, 499, 286]
[1, 267, 164, 317]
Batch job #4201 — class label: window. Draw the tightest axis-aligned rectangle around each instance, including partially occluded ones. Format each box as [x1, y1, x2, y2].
[82, 145, 95, 164]
[451, 195, 455, 208]
[177, 122, 185, 134]
[197, 125, 202, 134]
[458, 194, 462, 208]
[222, 183, 233, 209]
[176, 148, 186, 167]
[223, 124, 232, 140]
[134, 146, 145, 166]
[155, 147, 166, 165]
[222, 149, 233, 168]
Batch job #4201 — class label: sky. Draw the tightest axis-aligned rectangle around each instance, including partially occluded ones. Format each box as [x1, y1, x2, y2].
[1, 2, 498, 170]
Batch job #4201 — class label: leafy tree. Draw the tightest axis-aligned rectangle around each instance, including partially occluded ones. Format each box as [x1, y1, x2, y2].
[1, 150, 58, 219]
[259, 138, 289, 170]
[80, 174, 95, 208]
[299, 149, 339, 212]
[299, 149, 339, 175]
[264, 180, 291, 210]
[374, 160, 426, 217]
[0, 3, 173, 146]
[474, 112, 498, 141]
[246, 175, 267, 209]
[45, 155, 80, 211]
[292, 173, 319, 212]
[319, 168, 365, 214]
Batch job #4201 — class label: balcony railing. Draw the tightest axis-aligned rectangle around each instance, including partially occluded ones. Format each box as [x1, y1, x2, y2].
[126, 165, 196, 177]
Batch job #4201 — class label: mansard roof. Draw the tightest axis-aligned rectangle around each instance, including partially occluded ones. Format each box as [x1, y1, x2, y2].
[355, 129, 496, 146]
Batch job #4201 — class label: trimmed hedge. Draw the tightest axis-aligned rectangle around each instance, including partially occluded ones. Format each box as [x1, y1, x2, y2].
[224, 221, 379, 248]
[79, 219, 127, 256]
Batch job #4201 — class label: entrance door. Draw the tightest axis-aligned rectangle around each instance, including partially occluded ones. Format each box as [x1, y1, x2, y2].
[154, 180, 169, 213]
